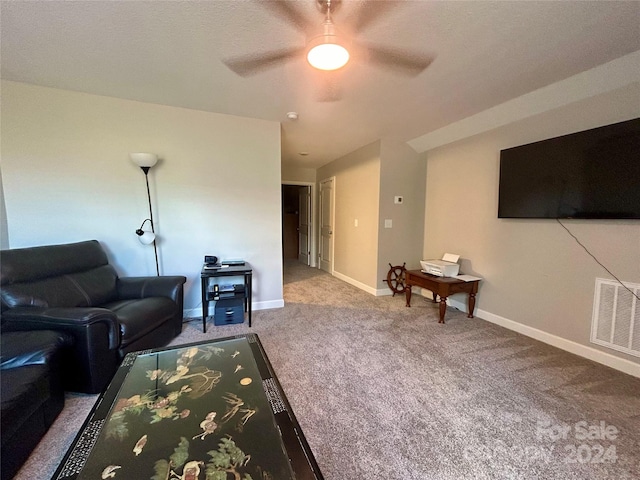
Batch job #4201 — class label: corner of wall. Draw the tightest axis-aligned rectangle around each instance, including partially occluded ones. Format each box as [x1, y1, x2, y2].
[0, 168, 9, 249]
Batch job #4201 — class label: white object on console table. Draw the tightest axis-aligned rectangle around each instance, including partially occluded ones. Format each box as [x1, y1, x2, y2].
[420, 253, 461, 277]
[453, 274, 482, 282]
[441, 253, 460, 263]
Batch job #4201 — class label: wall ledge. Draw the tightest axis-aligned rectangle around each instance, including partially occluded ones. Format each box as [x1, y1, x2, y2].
[408, 50, 640, 153]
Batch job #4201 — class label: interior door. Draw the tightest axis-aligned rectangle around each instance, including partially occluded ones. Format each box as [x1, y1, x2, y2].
[298, 186, 311, 265]
[319, 177, 334, 273]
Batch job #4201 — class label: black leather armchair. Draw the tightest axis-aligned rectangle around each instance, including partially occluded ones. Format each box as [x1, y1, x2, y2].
[1, 240, 187, 393]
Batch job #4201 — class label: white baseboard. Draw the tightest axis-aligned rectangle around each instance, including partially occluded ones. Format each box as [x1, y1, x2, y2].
[446, 297, 640, 378]
[183, 308, 200, 319]
[254, 299, 285, 310]
[332, 270, 399, 297]
[333, 270, 380, 296]
[183, 299, 284, 319]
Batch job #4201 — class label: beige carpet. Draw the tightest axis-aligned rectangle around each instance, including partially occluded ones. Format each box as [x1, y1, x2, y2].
[16, 260, 640, 479]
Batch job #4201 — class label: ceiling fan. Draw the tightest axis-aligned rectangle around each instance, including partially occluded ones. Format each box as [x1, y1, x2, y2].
[222, 0, 435, 79]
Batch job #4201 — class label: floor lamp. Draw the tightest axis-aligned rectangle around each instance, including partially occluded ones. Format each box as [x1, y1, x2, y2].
[130, 153, 160, 276]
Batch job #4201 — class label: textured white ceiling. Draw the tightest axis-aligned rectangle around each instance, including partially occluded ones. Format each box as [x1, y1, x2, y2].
[2, 0, 639, 168]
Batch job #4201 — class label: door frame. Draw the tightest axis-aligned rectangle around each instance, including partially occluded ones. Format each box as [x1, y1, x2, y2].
[318, 176, 335, 274]
[281, 181, 316, 267]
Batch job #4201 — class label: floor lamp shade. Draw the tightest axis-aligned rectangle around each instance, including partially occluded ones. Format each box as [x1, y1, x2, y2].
[130, 153, 158, 168]
[136, 229, 156, 245]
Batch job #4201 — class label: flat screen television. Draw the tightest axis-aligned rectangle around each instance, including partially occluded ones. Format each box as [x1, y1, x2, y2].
[498, 118, 640, 219]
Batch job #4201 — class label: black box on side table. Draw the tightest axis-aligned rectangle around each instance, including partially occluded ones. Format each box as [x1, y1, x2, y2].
[201, 263, 252, 332]
[214, 297, 244, 325]
[207, 284, 245, 301]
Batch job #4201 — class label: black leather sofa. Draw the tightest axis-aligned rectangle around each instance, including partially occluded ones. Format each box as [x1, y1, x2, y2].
[1, 240, 187, 393]
[1, 329, 73, 479]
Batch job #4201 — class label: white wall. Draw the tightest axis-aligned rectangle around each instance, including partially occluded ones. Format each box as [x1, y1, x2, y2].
[0, 169, 9, 249]
[1, 81, 284, 316]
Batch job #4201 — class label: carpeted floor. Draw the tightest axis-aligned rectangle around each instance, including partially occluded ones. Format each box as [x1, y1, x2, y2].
[16, 261, 640, 479]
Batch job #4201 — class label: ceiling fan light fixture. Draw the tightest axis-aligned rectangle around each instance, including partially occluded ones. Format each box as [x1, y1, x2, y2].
[307, 35, 349, 71]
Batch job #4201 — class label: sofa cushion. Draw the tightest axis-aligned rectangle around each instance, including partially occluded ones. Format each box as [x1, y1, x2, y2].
[0, 365, 51, 443]
[104, 297, 178, 349]
[1, 330, 73, 370]
[0, 240, 109, 284]
[1, 264, 118, 309]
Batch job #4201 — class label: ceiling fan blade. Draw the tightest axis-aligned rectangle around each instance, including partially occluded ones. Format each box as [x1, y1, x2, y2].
[223, 47, 305, 76]
[260, 0, 315, 34]
[347, 0, 404, 34]
[358, 42, 435, 76]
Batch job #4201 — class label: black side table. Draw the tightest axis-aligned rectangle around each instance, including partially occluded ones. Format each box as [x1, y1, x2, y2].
[200, 264, 252, 332]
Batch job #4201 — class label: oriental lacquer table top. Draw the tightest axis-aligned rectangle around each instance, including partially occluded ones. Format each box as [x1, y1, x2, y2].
[54, 334, 322, 480]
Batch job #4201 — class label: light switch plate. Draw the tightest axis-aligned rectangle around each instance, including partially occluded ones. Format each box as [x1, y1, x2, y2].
[384, 219, 392, 228]
[394, 196, 403, 204]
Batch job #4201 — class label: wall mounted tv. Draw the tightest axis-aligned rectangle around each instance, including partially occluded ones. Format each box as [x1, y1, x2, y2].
[498, 118, 640, 219]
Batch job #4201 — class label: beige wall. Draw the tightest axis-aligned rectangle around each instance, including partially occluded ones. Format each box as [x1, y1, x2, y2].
[378, 137, 426, 287]
[423, 82, 640, 365]
[317, 141, 381, 288]
[281, 164, 317, 184]
[1, 81, 284, 315]
[317, 138, 427, 293]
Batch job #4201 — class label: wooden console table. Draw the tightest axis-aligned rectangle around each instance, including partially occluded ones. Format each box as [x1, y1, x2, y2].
[405, 270, 480, 324]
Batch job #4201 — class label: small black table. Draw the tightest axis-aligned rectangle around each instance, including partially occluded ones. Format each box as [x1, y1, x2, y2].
[200, 264, 252, 332]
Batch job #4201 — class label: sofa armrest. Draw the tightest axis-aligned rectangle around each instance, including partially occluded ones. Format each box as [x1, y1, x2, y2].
[117, 276, 187, 303]
[2, 307, 120, 393]
[0, 330, 74, 370]
[1, 306, 120, 350]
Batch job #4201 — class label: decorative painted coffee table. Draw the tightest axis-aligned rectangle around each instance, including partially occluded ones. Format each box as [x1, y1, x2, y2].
[54, 334, 323, 480]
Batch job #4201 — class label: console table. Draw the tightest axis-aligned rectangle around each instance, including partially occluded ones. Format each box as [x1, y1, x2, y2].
[405, 270, 480, 323]
[201, 264, 252, 332]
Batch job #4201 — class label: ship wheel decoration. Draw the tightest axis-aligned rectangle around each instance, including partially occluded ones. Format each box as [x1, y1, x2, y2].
[385, 263, 406, 296]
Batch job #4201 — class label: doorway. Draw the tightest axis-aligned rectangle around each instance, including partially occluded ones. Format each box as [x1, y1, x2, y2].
[281, 184, 312, 266]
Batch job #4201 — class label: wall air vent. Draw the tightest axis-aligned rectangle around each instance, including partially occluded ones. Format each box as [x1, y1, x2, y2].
[591, 278, 640, 358]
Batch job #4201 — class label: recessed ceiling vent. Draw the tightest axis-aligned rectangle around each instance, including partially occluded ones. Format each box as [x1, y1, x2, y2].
[591, 278, 640, 358]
